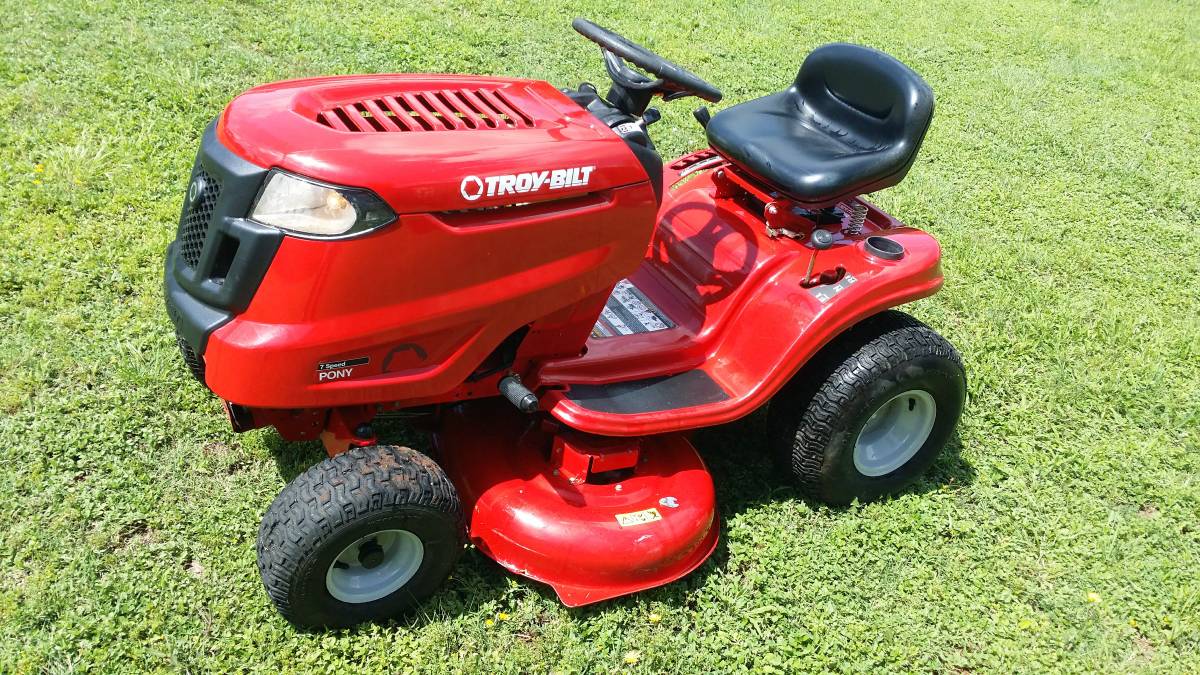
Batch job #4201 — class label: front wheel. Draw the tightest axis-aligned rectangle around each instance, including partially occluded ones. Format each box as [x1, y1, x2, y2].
[767, 311, 966, 505]
[256, 445, 464, 629]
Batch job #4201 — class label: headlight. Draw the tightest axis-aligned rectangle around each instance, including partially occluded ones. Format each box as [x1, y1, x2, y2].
[249, 170, 395, 237]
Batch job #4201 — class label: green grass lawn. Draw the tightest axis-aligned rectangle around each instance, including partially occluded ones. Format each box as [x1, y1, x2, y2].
[2, 0, 1198, 671]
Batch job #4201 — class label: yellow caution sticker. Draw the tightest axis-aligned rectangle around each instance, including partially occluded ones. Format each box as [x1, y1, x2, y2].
[615, 508, 663, 527]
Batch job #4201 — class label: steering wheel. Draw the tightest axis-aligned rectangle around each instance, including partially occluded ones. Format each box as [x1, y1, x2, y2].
[572, 18, 723, 103]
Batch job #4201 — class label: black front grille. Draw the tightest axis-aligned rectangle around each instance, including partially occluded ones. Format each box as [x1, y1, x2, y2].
[175, 329, 206, 384]
[179, 169, 221, 268]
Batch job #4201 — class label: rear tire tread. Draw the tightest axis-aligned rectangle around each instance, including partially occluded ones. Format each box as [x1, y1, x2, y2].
[769, 310, 965, 502]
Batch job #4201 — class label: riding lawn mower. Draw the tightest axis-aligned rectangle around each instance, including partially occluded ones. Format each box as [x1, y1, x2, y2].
[164, 18, 966, 628]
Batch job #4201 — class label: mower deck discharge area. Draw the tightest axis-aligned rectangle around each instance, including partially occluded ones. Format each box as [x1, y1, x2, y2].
[436, 401, 717, 605]
[165, 18, 967, 628]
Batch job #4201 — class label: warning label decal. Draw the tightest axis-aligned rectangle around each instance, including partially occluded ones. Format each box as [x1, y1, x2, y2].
[615, 508, 663, 527]
[592, 279, 674, 338]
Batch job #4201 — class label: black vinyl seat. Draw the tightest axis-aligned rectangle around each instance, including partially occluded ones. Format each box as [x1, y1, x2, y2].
[705, 43, 934, 208]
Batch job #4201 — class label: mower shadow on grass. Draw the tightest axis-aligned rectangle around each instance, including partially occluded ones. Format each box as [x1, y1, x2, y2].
[264, 435, 325, 483]
[651, 408, 977, 602]
[263, 416, 438, 483]
[693, 406, 976, 513]
[258, 409, 974, 628]
[551, 411, 975, 619]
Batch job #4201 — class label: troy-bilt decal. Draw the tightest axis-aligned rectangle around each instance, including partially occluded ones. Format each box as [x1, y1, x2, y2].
[316, 356, 369, 382]
[460, 166, 595, 201]
[615, 507, 663, 527]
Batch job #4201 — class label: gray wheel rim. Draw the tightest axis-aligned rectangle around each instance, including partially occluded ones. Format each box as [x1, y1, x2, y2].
[325, 529, 424, 604]
[853, 389, 937, 477]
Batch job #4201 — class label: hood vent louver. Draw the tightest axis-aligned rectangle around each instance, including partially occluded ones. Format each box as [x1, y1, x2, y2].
[316, 88, 534, 132]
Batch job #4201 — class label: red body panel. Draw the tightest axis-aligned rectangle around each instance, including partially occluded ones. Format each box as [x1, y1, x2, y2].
[535, 158, 944, 435]
[205, 186, 656, 408]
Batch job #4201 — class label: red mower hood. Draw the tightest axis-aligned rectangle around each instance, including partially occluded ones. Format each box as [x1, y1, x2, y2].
[216, 74, 650, 214]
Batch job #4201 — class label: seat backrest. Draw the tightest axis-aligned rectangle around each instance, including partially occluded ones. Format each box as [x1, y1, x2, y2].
[792, 43, 933, 155]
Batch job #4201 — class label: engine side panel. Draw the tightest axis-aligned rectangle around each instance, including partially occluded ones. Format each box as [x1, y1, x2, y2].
[204, 184, 658, 408]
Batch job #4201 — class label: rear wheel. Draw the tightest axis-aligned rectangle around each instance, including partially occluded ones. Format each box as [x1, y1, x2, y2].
[256, 445, 463, 629]
[767, 311, 966, 505]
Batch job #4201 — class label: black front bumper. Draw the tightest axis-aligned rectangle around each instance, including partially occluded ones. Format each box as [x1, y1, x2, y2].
[164, 120, 283, 356]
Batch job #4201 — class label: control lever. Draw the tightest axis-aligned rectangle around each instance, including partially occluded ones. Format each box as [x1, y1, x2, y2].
[804, 229, 834, 285]
[642, 108, 661, 126]
[693, 106, 711, 128]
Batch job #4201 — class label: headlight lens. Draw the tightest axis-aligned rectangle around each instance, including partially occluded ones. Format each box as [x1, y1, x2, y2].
[250, 170, 395, 237]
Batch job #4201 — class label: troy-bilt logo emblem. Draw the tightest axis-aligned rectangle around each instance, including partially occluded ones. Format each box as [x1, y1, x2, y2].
[316, 356, 369, 382]
[459, 166, 595, 201]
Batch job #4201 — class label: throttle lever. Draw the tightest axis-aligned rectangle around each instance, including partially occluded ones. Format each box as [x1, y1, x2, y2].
[804, 229, 835, 285]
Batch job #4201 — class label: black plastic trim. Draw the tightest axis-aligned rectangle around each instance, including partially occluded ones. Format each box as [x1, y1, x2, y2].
[566, 369, 728, 414]
[865, 235, 905, 261]
[623, 137, 664, 204]
[565, 89, 664, 204]
[171, 120, 283, 313]
[165, 119, 283, 355]
[164, 243, 230, 354]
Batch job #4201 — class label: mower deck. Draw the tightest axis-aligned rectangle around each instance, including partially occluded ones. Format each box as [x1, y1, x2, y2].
[435, 400, 718, 606]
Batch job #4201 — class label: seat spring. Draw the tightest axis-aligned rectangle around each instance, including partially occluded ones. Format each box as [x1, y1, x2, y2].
[845, 202, 867, 237]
